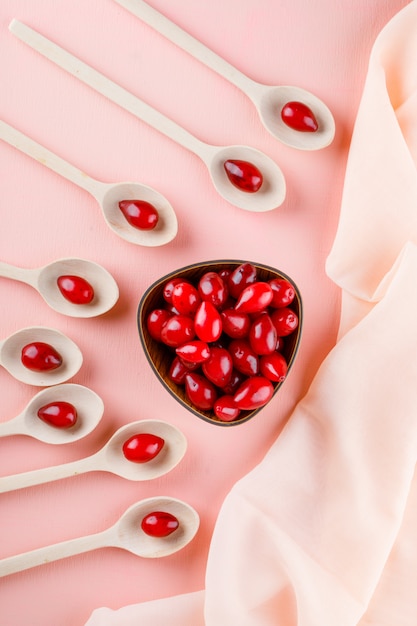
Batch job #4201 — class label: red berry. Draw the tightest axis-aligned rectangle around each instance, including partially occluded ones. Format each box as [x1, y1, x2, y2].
[194, 301, 222, 343]
[160, 315, 195, 347]
[118, 199, 159, 230]
[122, 433, 165, 463]
[269, 278, 295, 308]
[185, 372, 217, 410]
[172, 281, 201, 316]
[228, 339, 259, 376]
[163, 278, 183, 304]
[260, 352, 288, 382]
[37, 401, 77, 428]
[235, 282, 273, 314]
[221, 308, 250, 339]
[176, 340, 211, 364]
[227, 263, 257, 299]
[168, 356, 197, 384]
[146, 309, 172, 341]
[223, 159, 263, 192]
[57, 275, 94, 304]
[202, 346, 233, 388]
[271, 308, 299, 336]
[222, 369, 246, 395]
[198, 272, 228, 308]
[141, 511, 179, 537]
[214, 395, 240, 422]
[249, 313, 277, 355]
[21, 342, 62, 372]
[281, 101, 318, 132]
[233, 376, 274, 410]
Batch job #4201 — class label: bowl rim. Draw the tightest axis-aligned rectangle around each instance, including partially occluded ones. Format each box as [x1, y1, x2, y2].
[137, 259, 303, 427]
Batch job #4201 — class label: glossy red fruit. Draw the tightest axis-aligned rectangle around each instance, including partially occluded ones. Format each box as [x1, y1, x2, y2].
[228, 339, 259, 376]
[37, 401, 77, 428]
[118, 199, 159, 230]
[176, 340, 210, 364]
[194, 301, 222, 343]
[163, 278, 183, 304]
[21, 342, 62, 372]
[202, 346, 233, 388]
[269, 278, 295, 308]
[223, 159, 263, 192]
[168, 356, 198, 384]
[122, 433, 165, 463]
[235, 282, 273, 314]
[160, 315, 195, 347]
[198, 272, 228, 308]
[214, 395, 240, 422]
[185, 372, 217, 410]
[271, 308, 299, 336]
[233, 376, 274, 410]
[249, 313, 277, 355]
[227, 263, 257, 299]
[281, 101, 318, 132]
[260, 352, 288, 382]
[171, 281, 201, 316]
[141, 511, 179, 537]
[57, 275, 94, 304]
[146, 309, 172, 341]
[220, 308, 250, 339]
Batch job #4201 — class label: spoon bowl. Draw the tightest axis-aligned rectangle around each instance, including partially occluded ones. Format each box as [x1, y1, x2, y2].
[98, 182, 178, 246]
[99, 419, 187, 481]
[138, 260, 303, 426]
[0, 496, 199, 577]
[0, 384, 104, 444]
[207, 144, 286, 212]
[114, 496, 200, 558]
[257, 85, 335, 151]
[0, 326, 83, 386]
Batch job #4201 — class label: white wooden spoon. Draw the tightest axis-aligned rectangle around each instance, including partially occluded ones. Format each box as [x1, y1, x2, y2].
[0, 326, 83, 386]
[0, 496, 200, 577]
[113, 0, 335, 151]
[0, 119, 178, 247]
[0, 384, 104, 444]
[9, 19, 286, 212]
[0, 257, 119, 317]
[0, 419, 187, 493]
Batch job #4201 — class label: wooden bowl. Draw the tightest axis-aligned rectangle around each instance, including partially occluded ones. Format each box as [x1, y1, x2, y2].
[137, 260, 302, 426]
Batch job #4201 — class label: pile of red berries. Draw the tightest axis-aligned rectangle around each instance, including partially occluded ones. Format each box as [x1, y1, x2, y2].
[145, 263, 299, 423]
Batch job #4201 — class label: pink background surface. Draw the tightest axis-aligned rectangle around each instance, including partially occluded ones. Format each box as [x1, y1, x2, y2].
[0, 1, 410, 624]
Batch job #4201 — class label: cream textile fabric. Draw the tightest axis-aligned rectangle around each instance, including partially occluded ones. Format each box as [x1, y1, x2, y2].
[86, 2, 417, 624]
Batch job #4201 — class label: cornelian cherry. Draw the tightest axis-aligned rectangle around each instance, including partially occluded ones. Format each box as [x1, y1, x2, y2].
[160, 315, 195, 347]
[141, 511, 179, 537]
[269, 278, 296, 308]
[260, 352, 288, 382]
[122, 433, 165, 463]
[281, 101, 318, 132]
[227, 263, 257, 299]
[194, 301, 222, 343]
[228, 339, 259, 376]
[172, 281, 201, 316]
[37, 401, 78, 428]
[185, 372, 217, 410]
[214, 395, 240, 422]
[198, 272, 228, 308]
[147, 309, 172, 341]
[249, 313, 277, 355]
[223, 160, 263, 192]
[221, 308, 250, 338]
[235, 282, 273, 314]
[21, 342, 62, 372]
[118, 199, 159, 230]
[57, 275, 94, 304]
[202, 346, 233, 388]
[233, 376, 274, 410]
[176, 340, 211, 364]
[271, 308, 299, 336]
